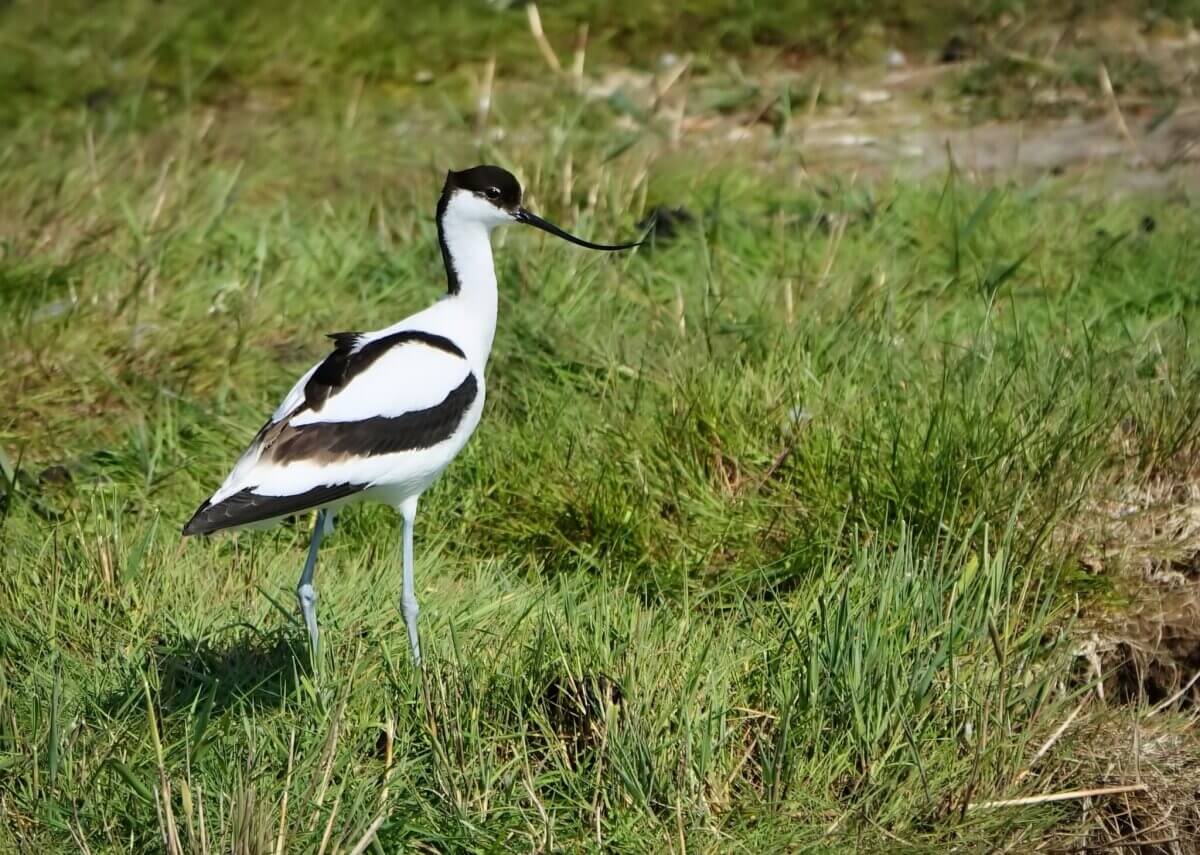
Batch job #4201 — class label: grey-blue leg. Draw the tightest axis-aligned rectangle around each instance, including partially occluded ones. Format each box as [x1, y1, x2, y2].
[398, 497, 421, 665]
[297, 508, 333, 654]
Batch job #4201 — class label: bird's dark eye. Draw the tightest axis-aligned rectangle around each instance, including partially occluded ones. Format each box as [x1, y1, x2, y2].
[484, 187, 501, 200]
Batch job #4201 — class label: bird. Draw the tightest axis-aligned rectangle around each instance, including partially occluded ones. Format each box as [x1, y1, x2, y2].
[182, 165, 641, 664]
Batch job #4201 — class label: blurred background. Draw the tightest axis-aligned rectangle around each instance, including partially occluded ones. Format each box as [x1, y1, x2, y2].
[3, 1, 1198, 189]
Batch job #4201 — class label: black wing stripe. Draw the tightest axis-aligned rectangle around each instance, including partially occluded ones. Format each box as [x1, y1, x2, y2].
[304, 330, 467, 412]
[272, 372, 478, 464]
[182, 482, 364, 536]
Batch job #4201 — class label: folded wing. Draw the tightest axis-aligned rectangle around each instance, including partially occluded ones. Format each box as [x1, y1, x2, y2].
[183, 329, 477, 535]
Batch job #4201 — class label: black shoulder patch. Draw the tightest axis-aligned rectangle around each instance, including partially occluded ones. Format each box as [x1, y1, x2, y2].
[327, 331, 362, 351]
[303, 330, 466, 413]
[303, 331, 363, 411]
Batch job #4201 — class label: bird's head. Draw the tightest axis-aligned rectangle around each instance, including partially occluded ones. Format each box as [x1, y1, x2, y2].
[439, 165, 642, 251]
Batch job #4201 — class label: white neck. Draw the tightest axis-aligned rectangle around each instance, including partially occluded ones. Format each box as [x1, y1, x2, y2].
[438, 211, 499, 365]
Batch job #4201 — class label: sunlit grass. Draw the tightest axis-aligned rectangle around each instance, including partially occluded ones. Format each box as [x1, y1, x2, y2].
[3, 0, 1200, 850]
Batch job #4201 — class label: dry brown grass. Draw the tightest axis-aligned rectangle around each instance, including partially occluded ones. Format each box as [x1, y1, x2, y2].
[1049, 430, 1200, 851]
[1036, 714, 1200, 854]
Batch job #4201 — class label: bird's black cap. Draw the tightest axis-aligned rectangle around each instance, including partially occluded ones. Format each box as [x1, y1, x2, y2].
[444, 165, 523, 208]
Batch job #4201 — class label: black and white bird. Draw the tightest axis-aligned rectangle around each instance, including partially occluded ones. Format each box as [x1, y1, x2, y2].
[183, 165, 640, 663]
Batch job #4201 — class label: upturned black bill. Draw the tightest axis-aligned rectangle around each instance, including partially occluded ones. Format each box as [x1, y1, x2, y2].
[515, 208, 642, 251]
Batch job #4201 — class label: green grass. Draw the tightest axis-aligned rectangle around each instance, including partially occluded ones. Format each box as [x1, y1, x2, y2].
[3, 1, 1200, 851]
